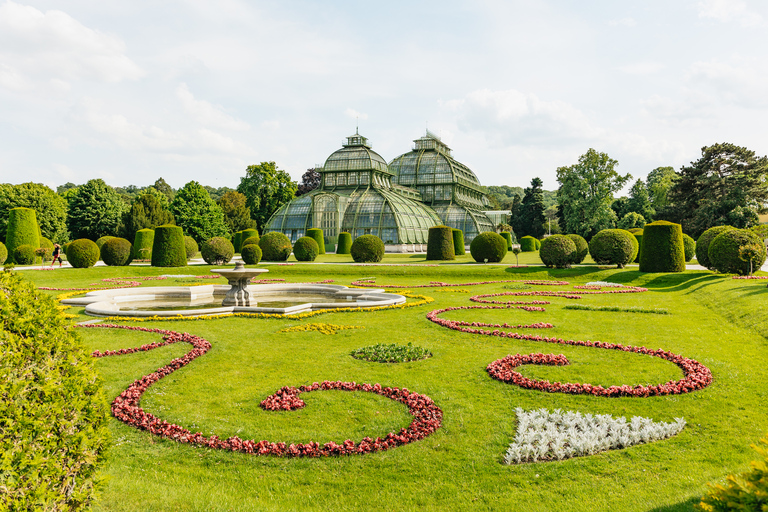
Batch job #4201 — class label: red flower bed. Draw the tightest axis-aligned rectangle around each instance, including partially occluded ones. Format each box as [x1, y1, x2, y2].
[470, 286, 648, 304]
[83, 324, 442, 457]
[350, 279, 569, 289]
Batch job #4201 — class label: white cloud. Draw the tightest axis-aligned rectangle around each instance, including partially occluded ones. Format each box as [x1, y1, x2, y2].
[697, 0, 763, 26]
[176, 83, 250, 131]
[608, 17, 637, 27]
[686, 57, 768, 107]
[616, 62, 665, 75]
[345, 108, 368, 121]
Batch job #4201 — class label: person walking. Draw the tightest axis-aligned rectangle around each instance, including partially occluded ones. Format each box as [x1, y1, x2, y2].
[51, 243, 63, 267]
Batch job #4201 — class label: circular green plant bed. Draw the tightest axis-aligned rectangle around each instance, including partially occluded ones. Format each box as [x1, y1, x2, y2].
[350, 235, 384, 263]
[350, 343, 432, 363]
[293, 236, 319, 261]
[469, 232, 507, 263]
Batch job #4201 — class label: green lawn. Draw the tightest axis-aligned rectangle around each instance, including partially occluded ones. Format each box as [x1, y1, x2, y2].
[21, 257, 768, 511]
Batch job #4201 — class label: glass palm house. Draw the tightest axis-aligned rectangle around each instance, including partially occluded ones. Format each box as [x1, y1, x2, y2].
[264, 131, 496, 251]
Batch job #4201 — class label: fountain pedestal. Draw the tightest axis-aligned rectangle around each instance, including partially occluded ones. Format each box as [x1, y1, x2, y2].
[211, 262, 268, 306]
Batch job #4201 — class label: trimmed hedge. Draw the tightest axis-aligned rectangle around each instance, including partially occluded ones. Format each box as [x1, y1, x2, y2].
[520, 236, 537, 252]
[200, 237, 234, 265]
[337, 232, 352, 254]
[306, 228, 326, 255]
[566, 234, 589, 264]
[132, 228, 154, 260]
[426, 225, 455, 261]
[184, 236, 199, 260]
[241, 243, 262, 265]
[95, 236, 115, 254]
[452, 229, 465, 256]
[351, 234, 385, 263]
[539, 234, 577, 268]
[67, 238, 100, 268]
[632, 231, 643, 263]
[696, 225, 734, 270]
[232, 231, 243, 253]
[237, 229, 258, 253]
[682, 233, 695, 262]
[500, 231, 513, 250]
[639, 221, 685, 273]
[589, 229, 637, 268]
[259, 232, 292, 262]
[534, 238, 541, 250]
[708, 228, 767, 275]
[470, 231, 508, 263]
[627, 227, 644, 234]
[151, 225, 187, 267]
[293, 236, 320, 261]
[6, 207, 40, 264]
[13, 244, 36, 265]
[0, 241, 7, 264]
[101, 237, 133, 266]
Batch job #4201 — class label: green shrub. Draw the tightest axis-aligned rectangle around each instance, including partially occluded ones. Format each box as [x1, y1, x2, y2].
[708, 228, 767, 275]
[426, 225, 455, 261]
[259, 232, 292, 262]
[293, 236, 320, 261]
[0, 241, 7, 264]
[101, 237, 133, 266]
[696, 225, 735, 269]
[500, 231, 513, 250]
[241, 243, 262, 265]
[151, 225, 187, 267]
[306, 228, 326, 255]
[6, 207, 40, 264]
[683, 233, 695, 262]
[539, 235, 577, 269]
[520, 236, 537, 252]
[95, 236, 115, 254]
[632, 232, 643, 263]
[13, 244, 36, 265]
[588, 229, 637, 268]
[242, 236, 260, 248]
[232, 231, 243, 253]
[67, 238, 100, 268]
[469, 231, 507, 263]
[750, 224, 768, 240]
[351, 235, 385, 263]
[337, 232, 352, 254]
[534, 238, 541, 250]
[0, 271, 110, 510]
[617, 212, 646, 230]
[184, 236, 198, 260]
[452, 229, 465, 255]
[639, 221, 686, 273]
[39, 236, 53, 251]
[201, 237, 235, 265]
[566, 234, 589, 264]
[132, 228, 154, 260]
[237, 228, 258, 253]
[627, 227, 644, 234]
[350, 343, 432, 363]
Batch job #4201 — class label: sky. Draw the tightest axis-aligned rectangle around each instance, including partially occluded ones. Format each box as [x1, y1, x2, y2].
[1, 0, 767, 193]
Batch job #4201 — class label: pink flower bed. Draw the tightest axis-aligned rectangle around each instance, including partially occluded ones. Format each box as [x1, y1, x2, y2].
[350, 279, 569, 289]
[732, 275, 768, 279]
[469, 286, 648, 304]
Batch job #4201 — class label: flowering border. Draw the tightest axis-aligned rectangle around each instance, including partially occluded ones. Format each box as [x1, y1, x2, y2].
[350, 278, 569, 289]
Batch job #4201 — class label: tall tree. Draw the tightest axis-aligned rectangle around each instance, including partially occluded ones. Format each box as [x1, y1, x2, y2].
[0, 183, 68, 243]
[508, 194, 523, 237]
[517, 177, 546, 238]
[237, 162, 297, 233]
[170, 181, 229, 243]
[625, 179, 655, 221]
[296, 168, 321, 197]
[66, 179, 126, 240]
[123, 193, 175, 241]
[666, 143, 768, 237]
[556, 149, 631, 239]
[217, 190, 254, 232]
[646, 166, 677, 212]
[154, 178, 175, 203]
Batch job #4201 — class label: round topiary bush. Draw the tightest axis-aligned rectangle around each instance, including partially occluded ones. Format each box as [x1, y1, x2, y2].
[241, 243, 262, 265]
[67, 238, 100, 268]
[0, 271, 110, 510]
[184, 236, 198, 260]
[520, 236, 537, 252]
[0, 241, 7, 265]
[708, 228, 767, 275]
[39, 236, 53, 251]
[237, 229, 258, 253]
[151, 225, 187, 267]
[534, 238, 541, 250]
[293, 236, 320, 261]
[95, 235, 115, 252]
[682, 233, 695, 262]
[351, 234, 385, 263]
[539, 235, 577, 268]
[101, 237, 133, 266]
[242, 236, 260, 248]
[639, 221, 686, 273]
[627, 227, 644, 234]
[259, 232, 292, 262]
[5, 207, 40, 264]
[588, 229, 637, 268]
[566, 234, 589, 264]
[132, 228, 154, 260]
[200, 237, 235, 265]
[452, 229, 465, 255]
[500, 231, 514, 250]
[13, 244, 36, 265]
[696, 225, 735, 270]
[306, 228, 326, 255]
[337, 232, 352, 255]
[426, 225, 455, 261]
[469, 231, 508, 263]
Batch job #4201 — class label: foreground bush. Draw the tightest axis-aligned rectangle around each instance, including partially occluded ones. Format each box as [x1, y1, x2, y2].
[337, 232, 352, 254]
[708, 228, 766, 275]
[13, 244, 36, 265]
[201, 237, 235, 265]
[351, 235, 384, 263]
[101, 237, 133, 266]
[589, 229, 636, 268]
[306, 228, 326, 255]
[426, 225, 455, 261]
[184, 236, 199, 260]
[539, 235, 577, 268]
[452, 229, 465, 255]
[683, 233, 695, 262]
[132, 228, 154, 260]
[470, 232, 507, 263]
[293, 236, 319, 261]
[259, 232, 292, 262]
[520, 236, 537, 252]
[696, 226, 734, 270]
[67, 239, 100, 268]
[0, 271, 110, 510]
[241, 243, 262, 265]
[639, 221, 686, 273]
[566, 234, 589, 264]
[5, 207, 40, 264]
[0, 241, 7, 264]
[151, 225, 187, 267]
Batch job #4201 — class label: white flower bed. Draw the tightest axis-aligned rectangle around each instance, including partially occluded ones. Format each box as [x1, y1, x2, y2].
[585, 281, 625, 287]
[504, 408, 686, 464]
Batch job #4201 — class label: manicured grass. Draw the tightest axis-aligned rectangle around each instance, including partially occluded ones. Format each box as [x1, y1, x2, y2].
[21, 262, 768, 511]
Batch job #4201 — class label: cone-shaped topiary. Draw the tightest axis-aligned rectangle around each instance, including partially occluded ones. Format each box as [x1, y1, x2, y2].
[426, 225, 455, 261]
[184, 236, 198, 260]
[589, 229, 636, 268]
[132, 228, 154, 260]
[470, 232, 508, 263]
[241, 243, 262, 265]
[337, 232, 352, 254]
[67, 238, 100, 268]
[520, 236, 537, 252]
[151, 225, 187, 267]
[708, 228, 767, 275]
[101, 237, 133, 266]
[0, 241, 7, 264]
[13, 244, 36, 265]
[293, 236, 320, 261]
[566, 234, 589, 264]
[6, 207, 40, 264]
[639, 221, 685, 272]
[500, 232, 513, 250]
[237, 229, 258, 252]
[682, 233, 695, 262]
[351, 234, 385, 263]
[200, 237, 234, 265]
[696, 225, 735, 270]
[259, 232, 292, 261]
[452, 229, 465, 255]
[306, 228, 325, 255]
[540, 235, 577, 268]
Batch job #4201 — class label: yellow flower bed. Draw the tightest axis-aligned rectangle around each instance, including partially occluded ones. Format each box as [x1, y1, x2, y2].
[278, 323, 364, 335]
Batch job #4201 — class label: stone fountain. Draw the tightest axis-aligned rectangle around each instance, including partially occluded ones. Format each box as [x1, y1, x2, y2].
[211, 261, 269, 306]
